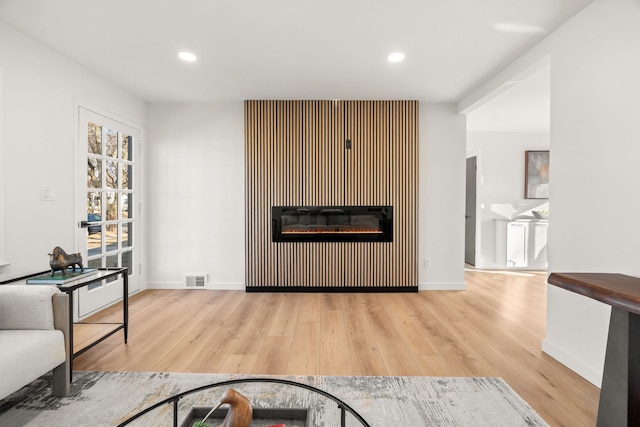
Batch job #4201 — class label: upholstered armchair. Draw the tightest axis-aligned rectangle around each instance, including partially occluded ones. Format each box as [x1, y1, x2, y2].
[0, 285, 70, 399]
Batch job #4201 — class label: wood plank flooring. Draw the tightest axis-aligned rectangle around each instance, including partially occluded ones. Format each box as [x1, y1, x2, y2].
[73, 269, 600, 427]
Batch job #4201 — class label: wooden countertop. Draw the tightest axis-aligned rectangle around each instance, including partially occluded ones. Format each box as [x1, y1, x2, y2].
[548, 272, 640, 316]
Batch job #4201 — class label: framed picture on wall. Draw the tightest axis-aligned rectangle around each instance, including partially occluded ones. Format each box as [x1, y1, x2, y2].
[525, 150, 549, 199]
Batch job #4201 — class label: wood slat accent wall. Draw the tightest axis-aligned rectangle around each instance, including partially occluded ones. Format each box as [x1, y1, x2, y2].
[245, 100, 418, 290]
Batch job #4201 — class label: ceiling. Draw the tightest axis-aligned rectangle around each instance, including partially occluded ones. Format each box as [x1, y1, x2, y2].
[0, 0, 589, 124]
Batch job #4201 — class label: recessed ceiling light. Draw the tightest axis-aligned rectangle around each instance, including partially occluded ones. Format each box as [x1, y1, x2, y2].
[178, 51, 197, 62]
[493, 22, 545, 34]
[387, 52, 405, 63]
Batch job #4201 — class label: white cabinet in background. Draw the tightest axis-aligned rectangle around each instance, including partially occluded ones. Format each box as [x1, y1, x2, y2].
[495, 219, 548, 269]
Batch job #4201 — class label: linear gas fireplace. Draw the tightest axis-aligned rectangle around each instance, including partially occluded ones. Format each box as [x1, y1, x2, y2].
[272, 206, 393, 243]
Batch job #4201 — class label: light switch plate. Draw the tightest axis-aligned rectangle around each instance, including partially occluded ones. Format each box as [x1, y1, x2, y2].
[41, 186, 56, 201]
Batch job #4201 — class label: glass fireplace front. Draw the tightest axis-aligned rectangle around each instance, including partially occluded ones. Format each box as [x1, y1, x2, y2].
[272, 206, 393, 242]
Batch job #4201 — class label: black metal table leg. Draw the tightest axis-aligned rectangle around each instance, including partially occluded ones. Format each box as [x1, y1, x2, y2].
[67, 289, 74, 383]
[123, 269, 129, 343]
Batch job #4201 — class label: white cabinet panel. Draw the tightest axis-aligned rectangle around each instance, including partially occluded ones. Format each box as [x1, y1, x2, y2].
[495, 219, 548, 269]
[530, 221, 549, 269]
[506, 222, 528, 267]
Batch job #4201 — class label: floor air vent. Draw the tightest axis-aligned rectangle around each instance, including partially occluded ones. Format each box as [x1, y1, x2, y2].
[185, 274, 207, 289]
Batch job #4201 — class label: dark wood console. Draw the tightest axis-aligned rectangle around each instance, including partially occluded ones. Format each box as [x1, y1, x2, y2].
[548, 272, 640, 427]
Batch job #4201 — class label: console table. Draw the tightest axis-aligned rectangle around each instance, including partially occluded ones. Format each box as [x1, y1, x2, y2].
[0, 268, 128, 381]
[548, 272, 640, 427]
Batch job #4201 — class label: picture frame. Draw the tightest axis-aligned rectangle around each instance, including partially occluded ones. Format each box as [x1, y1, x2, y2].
[525, 150, 549, 199]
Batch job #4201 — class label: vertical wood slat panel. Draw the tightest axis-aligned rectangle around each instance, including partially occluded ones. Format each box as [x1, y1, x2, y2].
[246, 100, 417, 289]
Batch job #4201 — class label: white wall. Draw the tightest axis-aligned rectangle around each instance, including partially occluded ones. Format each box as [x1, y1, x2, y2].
[541, 0, 640, 386]
[0, 21, 146, 278]
[146, 103, 245, 289]
[419, 104, 467, 289]
[467, 132, 549, 267]
[145, 102, 467, 290]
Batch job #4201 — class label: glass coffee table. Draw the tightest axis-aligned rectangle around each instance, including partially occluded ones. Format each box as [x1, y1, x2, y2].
[117, 378, 370, 427]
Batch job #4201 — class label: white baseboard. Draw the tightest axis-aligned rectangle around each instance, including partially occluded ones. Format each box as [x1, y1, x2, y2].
[471, 263, 547, 271]
[210, 282, 245, 290]
[148, 281, 462, 291]
[418, 282, 466, 291]
[145, 281, 245, 290]
[542, 338, 602, 387]
[470, 263, 503, 269]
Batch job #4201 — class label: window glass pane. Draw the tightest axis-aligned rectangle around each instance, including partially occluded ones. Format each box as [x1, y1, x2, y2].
[87, 192, 102, 216]
[106, 192, 118, 220]
[88, 122, 102, 155]
[122, 250, 132, 276]
[121, 194, 130, 219]
[121, 163, 129, 190]
[88, 193, 103, 246]
[87, 259, 103, 290]
[105, 160, 118, 189]
[106, 254, 119, 283]
[87, 158, 101, 188]
[88, 258, 102, 269]
[106, 253, 118, 268]
[121, 134, 132, 161]
[105, 128, 118, 158]
[88, 236, 102, 257]
[105, 223, 118, 252]
[87, 191, 103, 256]
[121, 223, 132, 248]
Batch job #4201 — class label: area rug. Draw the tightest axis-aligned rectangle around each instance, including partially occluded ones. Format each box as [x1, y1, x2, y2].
[0, 371, 549, 426]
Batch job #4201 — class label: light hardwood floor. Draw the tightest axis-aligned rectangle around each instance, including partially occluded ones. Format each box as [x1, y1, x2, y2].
[74, 268, 599, 426]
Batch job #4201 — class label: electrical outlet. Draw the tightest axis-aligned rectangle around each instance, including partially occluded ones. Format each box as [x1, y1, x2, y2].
[423, 258, 431, 268]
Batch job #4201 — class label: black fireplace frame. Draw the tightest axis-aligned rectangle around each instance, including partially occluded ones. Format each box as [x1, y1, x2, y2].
[272, 205, 393, 243]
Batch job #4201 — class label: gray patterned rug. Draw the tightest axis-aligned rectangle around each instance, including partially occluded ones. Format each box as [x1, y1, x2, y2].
[0, 371, 549, 426]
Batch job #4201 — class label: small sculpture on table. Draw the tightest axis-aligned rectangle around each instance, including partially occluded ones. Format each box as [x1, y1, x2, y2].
[48, 246, 84, 276]
[194, 388, 253, 427]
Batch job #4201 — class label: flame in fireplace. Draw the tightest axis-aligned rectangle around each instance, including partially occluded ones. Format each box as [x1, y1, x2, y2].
[282, 225, 383, 234]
